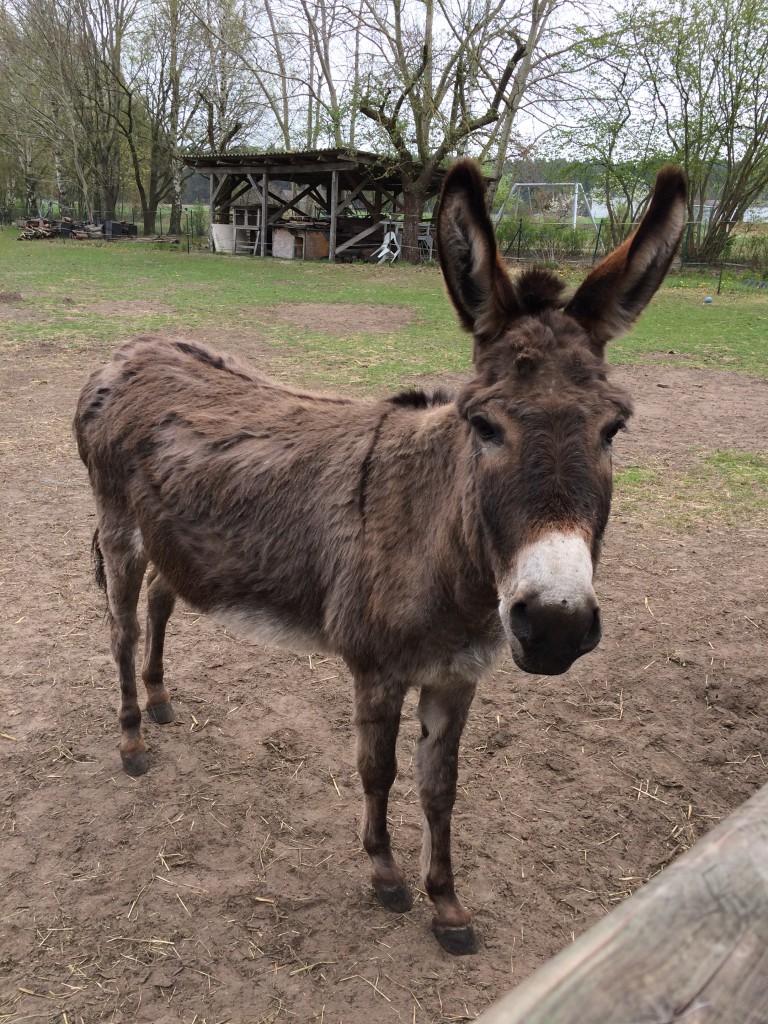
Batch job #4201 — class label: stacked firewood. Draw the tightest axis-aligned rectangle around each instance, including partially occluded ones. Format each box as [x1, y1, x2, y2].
[17, 218, 108, 240]
[18, 218, 59, 239]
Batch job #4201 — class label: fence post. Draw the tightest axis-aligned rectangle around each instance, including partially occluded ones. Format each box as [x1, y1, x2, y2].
[517, 218, 523, 260]
[592, 219, 604, 264]
[681, 222, 691, 265]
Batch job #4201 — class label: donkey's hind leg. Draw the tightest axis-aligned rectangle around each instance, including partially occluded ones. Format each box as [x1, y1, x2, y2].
[141, 568, 177, 725]
[97, 526, 149, 776]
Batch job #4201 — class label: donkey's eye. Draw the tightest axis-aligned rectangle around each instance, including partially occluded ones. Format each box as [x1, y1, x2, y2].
[470, 415, 503, 445]
[602, 419, 626, 446]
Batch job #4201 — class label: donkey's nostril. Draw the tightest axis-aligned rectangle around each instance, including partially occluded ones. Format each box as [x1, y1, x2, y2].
[579, 607, 602, 654]
[510, 601, 529, 642]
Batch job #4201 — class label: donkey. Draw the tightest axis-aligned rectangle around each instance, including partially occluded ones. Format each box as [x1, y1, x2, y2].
[74, 159, 686, 955]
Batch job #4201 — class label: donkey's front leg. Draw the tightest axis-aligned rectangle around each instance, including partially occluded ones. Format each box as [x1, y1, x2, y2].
[353, 678, 412, 913]
[416, 682, 478, 955]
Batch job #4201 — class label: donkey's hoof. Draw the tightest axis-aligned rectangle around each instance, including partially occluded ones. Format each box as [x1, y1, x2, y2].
[433, 923, 478, 956]
[146, 701, 175, 725]
[374, 884, 414, 913]
[121, 750, 150, 777]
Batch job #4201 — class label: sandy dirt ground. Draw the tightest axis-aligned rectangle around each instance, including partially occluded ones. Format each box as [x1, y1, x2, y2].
[1, 314, 767, 1024]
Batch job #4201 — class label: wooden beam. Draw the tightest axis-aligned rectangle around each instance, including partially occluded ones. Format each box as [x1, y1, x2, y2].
[189, 159, 364, 177]
[246, 174, 263, 202]
[260, 172, 268, 257]
[334, 221, 383, 255]
[328, 169, 338, 263]
[266, 183, 317, 224]
[351, 191, 376, 216]
[208, 173, 214, 236]
[337, 178, 371, 215]
[228, 180, 254, 206]
[307, 186, 327, 211]
[211, 172, 236, 208]
[478, 781, 768, 1024]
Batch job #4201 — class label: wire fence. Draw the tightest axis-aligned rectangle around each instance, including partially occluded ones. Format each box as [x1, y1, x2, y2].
[496, 216, 768, 277]
[8, 196, 768, 281]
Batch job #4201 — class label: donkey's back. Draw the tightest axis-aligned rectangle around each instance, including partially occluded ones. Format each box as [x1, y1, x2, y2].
[74, 335, 470, 666]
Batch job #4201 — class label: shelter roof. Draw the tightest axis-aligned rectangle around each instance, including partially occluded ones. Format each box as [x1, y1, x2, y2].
[184, 148, 445, 193]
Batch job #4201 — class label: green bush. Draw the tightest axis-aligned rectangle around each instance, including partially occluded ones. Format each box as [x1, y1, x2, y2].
[188, 203, 209, 238]
[495, 217, 598, 261]
[731, 231, 768, 278]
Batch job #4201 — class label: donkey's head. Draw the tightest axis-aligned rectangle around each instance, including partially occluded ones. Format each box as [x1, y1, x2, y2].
[438, 160, 686, 675]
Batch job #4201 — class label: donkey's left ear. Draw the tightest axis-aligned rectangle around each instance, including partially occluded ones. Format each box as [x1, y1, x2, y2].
[565, 166, 687, 352]
[437, 159, 517, 341]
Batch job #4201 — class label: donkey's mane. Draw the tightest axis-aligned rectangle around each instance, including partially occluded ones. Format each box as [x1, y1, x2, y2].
[511, 267, 570, 316]
[387, 387, 455, 409]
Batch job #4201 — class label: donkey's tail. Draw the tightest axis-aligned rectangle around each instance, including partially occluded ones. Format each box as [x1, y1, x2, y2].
[92, 529, 107, 592]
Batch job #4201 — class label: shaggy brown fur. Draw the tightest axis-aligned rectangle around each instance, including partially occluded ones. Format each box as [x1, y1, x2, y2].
[74, 158, 686, 956]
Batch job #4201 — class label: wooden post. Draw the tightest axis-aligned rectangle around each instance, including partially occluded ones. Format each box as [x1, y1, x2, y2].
[208, 174, 215, 250]
[592, 219, 604, 264]
[260, 171, 268, 257]
[328, 168, 338, 262]
[479, 781, 768, 1024]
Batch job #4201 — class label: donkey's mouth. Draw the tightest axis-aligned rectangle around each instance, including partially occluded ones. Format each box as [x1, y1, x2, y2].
[509, 641, 594, 676]
[505, 605, 603, 676]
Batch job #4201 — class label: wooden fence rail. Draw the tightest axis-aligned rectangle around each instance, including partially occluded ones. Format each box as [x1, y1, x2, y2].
[479, 780, 768, 1024]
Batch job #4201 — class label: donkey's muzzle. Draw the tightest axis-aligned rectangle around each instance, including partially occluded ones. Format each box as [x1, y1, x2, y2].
[501, 531, 602, 675]
[507, 595, 602, 675]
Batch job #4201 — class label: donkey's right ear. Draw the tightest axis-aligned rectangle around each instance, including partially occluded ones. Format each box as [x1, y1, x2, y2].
[437, 159, 517, 342]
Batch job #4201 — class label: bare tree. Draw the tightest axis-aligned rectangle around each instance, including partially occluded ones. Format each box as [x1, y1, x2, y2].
[635, 0, 768, 260]
[63, 0, 138, 220]
[551, 29, 667, 246]
[0, 7, 53, 215]
[116, 0, 205, 234]
[0, 0, 105, 218]
[354, 0, 563, 260]
[560, 0, 768, 260]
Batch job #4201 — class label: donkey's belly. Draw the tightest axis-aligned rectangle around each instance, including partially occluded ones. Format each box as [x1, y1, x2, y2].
[209, 604, 331, 655]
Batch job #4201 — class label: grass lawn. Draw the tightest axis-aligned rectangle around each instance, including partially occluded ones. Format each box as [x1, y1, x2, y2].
[2, 229, 765, 526]
[615, 451, 768, 527]
[611, 274, 768, 375]
[2, 229, 767, 384]
[0, 229, 463, 389]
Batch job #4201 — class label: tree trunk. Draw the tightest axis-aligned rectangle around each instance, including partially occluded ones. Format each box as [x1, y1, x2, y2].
[169, 161, 183, 235]
[54, 148, 68, 212]
[401, 187, 426, 263]
[102, 182, 118, 221]
[700, 219, 733, 263]
[24, 175, 37, 217]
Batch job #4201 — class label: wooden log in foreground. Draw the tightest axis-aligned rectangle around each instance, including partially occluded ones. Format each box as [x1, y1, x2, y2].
[479, 780, 768, 1024]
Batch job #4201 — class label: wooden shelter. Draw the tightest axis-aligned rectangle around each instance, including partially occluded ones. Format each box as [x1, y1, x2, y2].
[184, 149, 446, 263]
